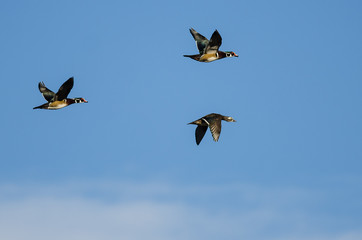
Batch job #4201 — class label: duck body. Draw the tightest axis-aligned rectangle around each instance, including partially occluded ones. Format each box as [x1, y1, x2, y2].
[33, 77, 87, 110]
[33, 98, 86, 110]
[184, 28, 238, 63]
[184, 51, 234, 62]
[188, 113, 236, 145]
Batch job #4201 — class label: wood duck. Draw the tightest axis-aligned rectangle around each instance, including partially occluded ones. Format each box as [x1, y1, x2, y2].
[188, 113, 236, 145]
[184, 28, 238, 62]
[33, 77, 87, 110]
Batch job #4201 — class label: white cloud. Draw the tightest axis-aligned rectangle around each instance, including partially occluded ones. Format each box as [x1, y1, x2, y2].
[0, 182, 360, 240]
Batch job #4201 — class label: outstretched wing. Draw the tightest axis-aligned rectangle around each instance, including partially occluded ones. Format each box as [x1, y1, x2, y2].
[189, 28, 209, 54]
[207, 118, 222, 142]
[55, 77, 74, 101]
[38, 82, 55, 102]
[205, 30, 222, 54]
[195, 125, 208, 145]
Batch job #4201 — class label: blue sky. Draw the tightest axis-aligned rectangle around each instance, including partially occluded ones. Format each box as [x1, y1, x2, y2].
[1, 0, 362, 239]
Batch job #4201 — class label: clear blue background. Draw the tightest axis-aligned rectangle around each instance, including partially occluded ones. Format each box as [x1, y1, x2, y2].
[0, 1, 361, 239]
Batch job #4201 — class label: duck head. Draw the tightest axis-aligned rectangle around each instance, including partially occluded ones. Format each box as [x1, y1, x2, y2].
[225, 51, 238, 58]
[74, 97, 88, 103]
[224, 116, 236, 122]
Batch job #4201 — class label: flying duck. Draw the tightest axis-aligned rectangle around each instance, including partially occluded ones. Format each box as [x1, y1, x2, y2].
[188, 113, 236, 145]
[184, 28, 238, 62]
[33, 77, 87, 110]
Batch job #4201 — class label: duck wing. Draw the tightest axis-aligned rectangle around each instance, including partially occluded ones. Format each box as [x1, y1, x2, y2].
[55, 77, 74, 101]
[205, 30, 222, 54]
[195, 125, 208, 145]
[189, 28, 210, 54]
[208, 118, 222, 142]
[38, 82, 55, 102]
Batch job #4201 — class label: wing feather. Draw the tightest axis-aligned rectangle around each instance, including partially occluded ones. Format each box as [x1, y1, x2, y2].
[205, 30, 222, 54]
[189, 28, 210, 54]
[38, 82, 55, 102]
[55, 77, 74, 101]
[195, 125, 208, 145]
[208, 119, 222, 142]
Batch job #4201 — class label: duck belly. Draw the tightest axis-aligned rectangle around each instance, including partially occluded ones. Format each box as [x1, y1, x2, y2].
[199, 53, 218, 62]
[48, 101, 68, 109]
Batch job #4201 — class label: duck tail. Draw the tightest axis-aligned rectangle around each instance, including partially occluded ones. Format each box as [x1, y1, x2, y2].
[183, 54, 201, 61]
[188, 120, 199, 125]
[33, 104, 43, 109]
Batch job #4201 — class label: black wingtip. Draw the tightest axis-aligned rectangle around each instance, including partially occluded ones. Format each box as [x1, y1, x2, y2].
[65, 76, 74, 83]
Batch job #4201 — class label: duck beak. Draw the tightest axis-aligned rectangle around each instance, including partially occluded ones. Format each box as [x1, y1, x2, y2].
[84, 100, 88, 103]
[234, 54, 239, 57]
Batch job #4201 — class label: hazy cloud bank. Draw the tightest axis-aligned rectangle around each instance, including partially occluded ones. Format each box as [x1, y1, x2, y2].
[0, 182, 360, 240]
